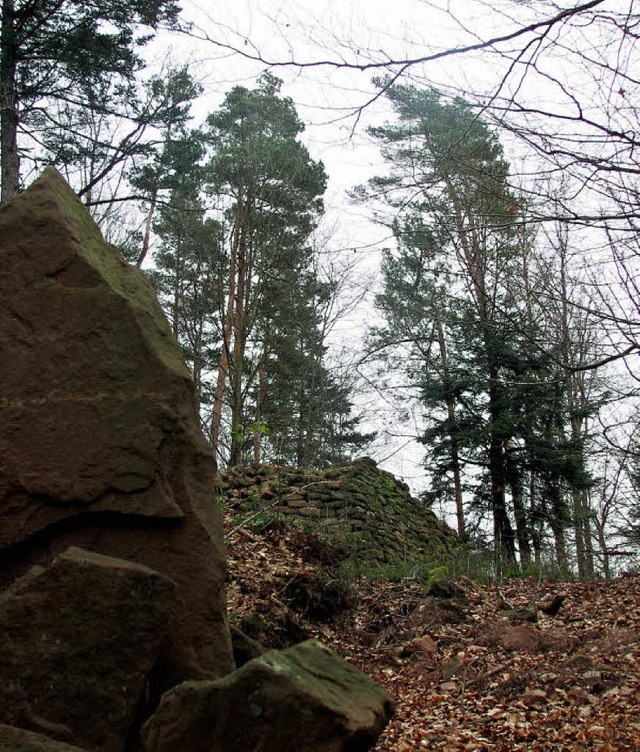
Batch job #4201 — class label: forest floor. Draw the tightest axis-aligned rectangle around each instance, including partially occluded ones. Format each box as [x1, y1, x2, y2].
[224, 512, 640, 751]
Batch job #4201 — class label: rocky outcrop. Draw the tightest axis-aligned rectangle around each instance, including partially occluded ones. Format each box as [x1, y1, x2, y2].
[142, 640, 395, 752]
[222, 457, 461, 563]
[0, 167, 233, 684]
[0, 171, 393, 752]
[0, 547, 175, 752]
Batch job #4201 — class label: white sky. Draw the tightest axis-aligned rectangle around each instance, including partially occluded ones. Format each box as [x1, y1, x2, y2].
[146, 0, 635, 498]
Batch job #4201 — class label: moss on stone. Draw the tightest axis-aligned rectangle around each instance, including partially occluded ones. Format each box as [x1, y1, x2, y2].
[15, 168, 190, 381]
[223, 458, 463, 565]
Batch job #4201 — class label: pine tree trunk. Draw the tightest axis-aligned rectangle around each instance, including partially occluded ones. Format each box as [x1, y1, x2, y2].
[1, 0, 20, 204]
[211, 206, 240, 469]
[228, 222, 247, 468]
[488, 369, 516, 565]
[435, 315, 465, 537]
[137, 190, 157, 267]
[547, 480, 567, 568]
[506, 439, 532, 565]
[447, 178, 513, 556]
[253, 362, 267, 463]
[573, 488, 595, 580]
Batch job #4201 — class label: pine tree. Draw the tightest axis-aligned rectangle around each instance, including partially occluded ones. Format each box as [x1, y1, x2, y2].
[203, 74, 327, 468]
[365, 84, 527, 560]
[0, 0, 181, 203]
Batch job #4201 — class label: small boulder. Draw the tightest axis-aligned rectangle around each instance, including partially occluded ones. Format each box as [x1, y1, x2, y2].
[142, 639, 395, 752]
[522, 688, 547, 705]
[401, 635, 438, 658]
[0, 547, 175, 752]
[502, 623, 542, 652]
[501, 607, 538, 623]
[0, 724, 88, 752]
[426, 566, 462, 599]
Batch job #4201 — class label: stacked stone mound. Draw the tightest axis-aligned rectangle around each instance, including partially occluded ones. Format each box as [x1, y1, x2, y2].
[222, 457, 461, 562]
[0, 170, 393, 752]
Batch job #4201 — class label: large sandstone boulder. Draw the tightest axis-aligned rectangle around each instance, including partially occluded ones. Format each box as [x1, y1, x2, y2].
[0, 547, 175, 752]
[0, 168, 233, 682]
[141, 640, 395, 752]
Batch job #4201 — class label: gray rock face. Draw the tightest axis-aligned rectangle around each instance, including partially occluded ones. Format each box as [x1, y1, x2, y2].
[0, 548, 175, 752]
[142, 639, 395, 752]
[0, 168, 233, 683]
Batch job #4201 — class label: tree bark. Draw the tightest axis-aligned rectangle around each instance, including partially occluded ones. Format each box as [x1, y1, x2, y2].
[505, 439, 532, 565]
[1, 0, 20, 204]
[488, 364, 516, 565]
[253, 362, 267, 463]
[435, 315, 465, 537]
[228, 218, 247, 468]
[211, 205, 240, 469]
[137, 190, 157, 267]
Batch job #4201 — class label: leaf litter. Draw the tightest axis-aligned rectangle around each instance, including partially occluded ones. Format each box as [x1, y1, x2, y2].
[225, 512, 640, 751]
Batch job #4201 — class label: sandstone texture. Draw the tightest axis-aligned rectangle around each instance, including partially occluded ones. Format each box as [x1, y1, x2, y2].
[0, 547, 175, 752]
[0, 168, 233, 682]
[222, 457, 461, 563]
[0, 724, 89, 752]
[142, 639, 395, 752]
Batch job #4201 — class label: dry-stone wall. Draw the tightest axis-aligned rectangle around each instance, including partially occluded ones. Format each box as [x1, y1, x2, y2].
[222, 457, 461, 563]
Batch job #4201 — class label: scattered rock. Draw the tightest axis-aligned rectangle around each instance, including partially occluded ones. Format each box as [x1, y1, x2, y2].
[441, 654, 465, 681]
[0, 168, 233, 683]
[0, 547, 175, 752]
[404, 636, 438, 657]
[539, 626, 575, 652]
[562, 654, 595, 672]
[474, 620, 504, 648]
[502, 624, 542, 652]
[501, 607, 538, 623]
[142, 640, 395, 752]
[522, 688, 547, 705]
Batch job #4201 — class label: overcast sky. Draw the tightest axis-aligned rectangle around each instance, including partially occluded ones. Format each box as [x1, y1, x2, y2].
[149, 0, 615, 496]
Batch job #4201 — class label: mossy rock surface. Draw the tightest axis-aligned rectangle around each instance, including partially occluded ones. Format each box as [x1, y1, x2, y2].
[0, 168, 234, 686]
[0, 724, 89, 752]
[0, 547, 176, 752]
[222, 458, 462, 564]
[142, 640, 395, 752]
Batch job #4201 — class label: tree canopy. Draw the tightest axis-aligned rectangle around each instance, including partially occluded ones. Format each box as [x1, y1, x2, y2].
[0, 0, 182, 203]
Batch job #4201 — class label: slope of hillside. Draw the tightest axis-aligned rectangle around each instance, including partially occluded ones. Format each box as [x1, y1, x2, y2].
[224, 511, 640, 751]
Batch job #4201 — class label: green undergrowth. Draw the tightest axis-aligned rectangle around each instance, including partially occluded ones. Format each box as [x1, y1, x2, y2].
[340, 548, 575, 588]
